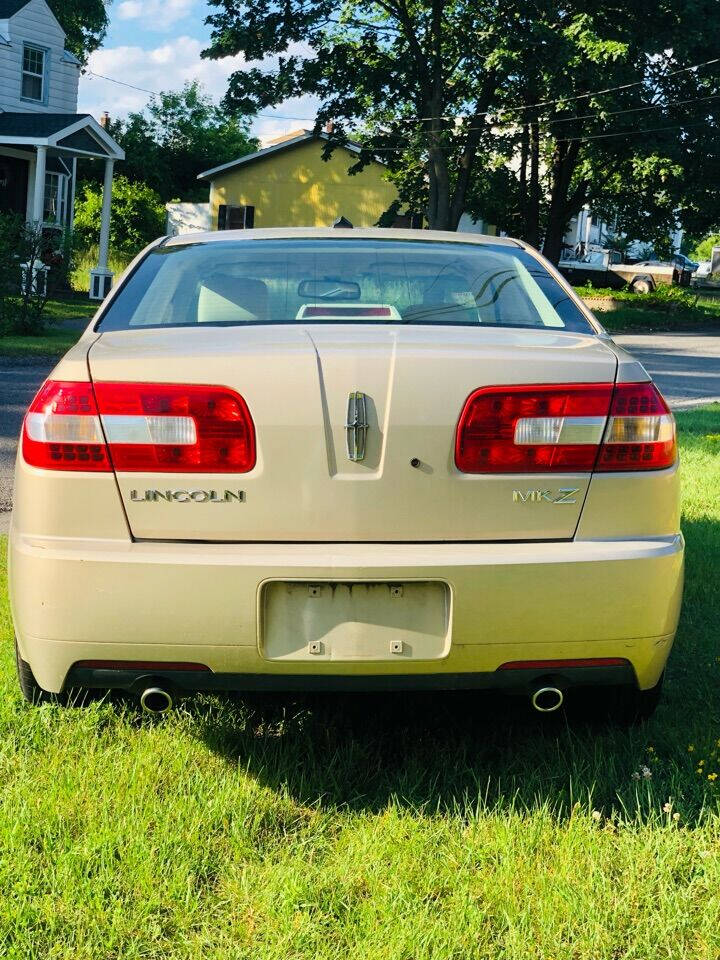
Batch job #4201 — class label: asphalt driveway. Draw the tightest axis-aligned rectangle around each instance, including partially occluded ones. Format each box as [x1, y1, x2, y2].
[613, 331, 720, 408]
[1, 331, 719, 533]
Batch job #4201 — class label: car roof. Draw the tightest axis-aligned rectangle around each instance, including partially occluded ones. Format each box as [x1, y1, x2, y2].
[163, 226, 525, 249]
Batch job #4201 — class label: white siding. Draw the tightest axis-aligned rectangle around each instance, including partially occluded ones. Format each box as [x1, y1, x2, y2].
[0, 0, 79, 114]
[165, 202, 211, 236]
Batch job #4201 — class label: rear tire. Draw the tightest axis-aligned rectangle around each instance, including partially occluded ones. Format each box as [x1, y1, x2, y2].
[608, 673, 664, 725]
[630, 277, 653, 295]
[15, 640, 68, 706]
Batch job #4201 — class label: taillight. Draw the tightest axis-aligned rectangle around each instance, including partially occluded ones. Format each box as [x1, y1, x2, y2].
[455, 381, 676, 474]
[596, 381, 676, 471]
[23, 380, 256, 473]
[23, 380, 111, 471]
[455, 384, 613, 473]
[93, 382, 256, 472]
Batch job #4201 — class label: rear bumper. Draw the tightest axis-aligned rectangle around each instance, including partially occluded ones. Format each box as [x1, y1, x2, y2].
[65, 663, 638, 695]
[9, 533, 684, 693]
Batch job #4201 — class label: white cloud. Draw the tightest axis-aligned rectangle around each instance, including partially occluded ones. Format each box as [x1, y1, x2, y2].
[116, 0, 194, 31]
[79, 36, 320, 141]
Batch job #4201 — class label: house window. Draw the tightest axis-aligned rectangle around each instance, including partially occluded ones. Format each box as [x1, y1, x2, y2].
[22, 44, 46, 102]
[43, 173, 67, 225]
[217, 204, 255, 230]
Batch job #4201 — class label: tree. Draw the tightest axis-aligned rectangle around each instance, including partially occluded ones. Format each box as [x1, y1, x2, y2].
[690, 234, 720, 261]
[73, 176, 165, 254]
[102, 82, 258, 202]
[203, 0, 720, 260]
[47, 0, 109, 65]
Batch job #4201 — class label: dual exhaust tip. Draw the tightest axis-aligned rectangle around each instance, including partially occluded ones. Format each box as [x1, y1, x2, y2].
[139, 684, 564, 715]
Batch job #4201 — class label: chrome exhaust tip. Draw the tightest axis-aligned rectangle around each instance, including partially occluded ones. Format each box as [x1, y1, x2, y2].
[531, 686, 564, 713]
[140, 686, 173, 714]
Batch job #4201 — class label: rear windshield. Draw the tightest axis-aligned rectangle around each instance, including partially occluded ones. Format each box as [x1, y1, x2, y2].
[97, 238, 595, 334]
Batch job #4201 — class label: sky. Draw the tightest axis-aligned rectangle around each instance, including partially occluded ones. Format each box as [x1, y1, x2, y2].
[77, 0, 319, 143]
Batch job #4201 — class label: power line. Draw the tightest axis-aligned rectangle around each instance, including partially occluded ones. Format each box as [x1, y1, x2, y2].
[353, 90, 720, 143]
[85, 70, 316, 121]
[362, 119, 714, 152]
[85, 54, 720, 124]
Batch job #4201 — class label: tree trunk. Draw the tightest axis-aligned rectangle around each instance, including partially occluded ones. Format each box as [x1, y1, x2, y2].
[427, 143, 452, 229]
[525, 120, 540, 248]
[542, 139, 583, 264]
[518, 122, 529, 236]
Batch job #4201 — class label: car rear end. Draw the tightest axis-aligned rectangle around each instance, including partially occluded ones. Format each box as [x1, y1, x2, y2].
[9, 229, 683, 717]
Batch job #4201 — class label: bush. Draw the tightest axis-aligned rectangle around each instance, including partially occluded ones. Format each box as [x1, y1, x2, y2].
[574, 282, 699, 313]
[73, 175, 165, 255]
[70, 245, 133, 293]
[690, 234, 720, 262]
[0, 213, 71, 335]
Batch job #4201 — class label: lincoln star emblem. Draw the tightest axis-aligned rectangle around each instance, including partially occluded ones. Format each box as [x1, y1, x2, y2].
[345, 392, 369, 462]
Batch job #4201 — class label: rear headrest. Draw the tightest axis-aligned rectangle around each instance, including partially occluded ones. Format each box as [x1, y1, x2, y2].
[197, 275, 269, 323]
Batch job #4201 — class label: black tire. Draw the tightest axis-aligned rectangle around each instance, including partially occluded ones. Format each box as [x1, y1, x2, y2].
[15, 640, 68, 706]
[608, 672, 664, 726]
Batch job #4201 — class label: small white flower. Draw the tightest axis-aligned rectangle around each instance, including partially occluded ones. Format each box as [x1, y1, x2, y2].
[592, 810, 602, 821]
[632, 771, 641, 781]
[672, 812, 680, 822]
[662, 801, 673, 813]
[642, 766, 652, 780]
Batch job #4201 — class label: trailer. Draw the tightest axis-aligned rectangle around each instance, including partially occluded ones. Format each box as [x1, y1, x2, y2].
[558, 248, 694, 292]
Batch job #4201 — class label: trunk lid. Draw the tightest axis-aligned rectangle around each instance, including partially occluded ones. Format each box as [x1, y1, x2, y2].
[88, 325, 617, 541]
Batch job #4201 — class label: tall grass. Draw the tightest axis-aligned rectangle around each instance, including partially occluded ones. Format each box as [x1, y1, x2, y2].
[70, 245, 134, 294]
[0, 407, 718, 958]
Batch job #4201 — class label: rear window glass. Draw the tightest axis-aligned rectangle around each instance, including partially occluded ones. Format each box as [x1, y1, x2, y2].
[97, 238, 595, 334]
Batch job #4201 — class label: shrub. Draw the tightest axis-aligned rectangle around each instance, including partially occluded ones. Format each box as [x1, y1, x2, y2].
[574, 282, 699, 313]
[691, 234, 720, 262]
[0, 214, 70, 335]
[73, 175, 165, 255]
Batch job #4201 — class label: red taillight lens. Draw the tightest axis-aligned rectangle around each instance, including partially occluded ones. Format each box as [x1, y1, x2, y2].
[23, 380, 256, 473]
[93, 382, 256, 472]
[455, 383, 614, 473]
[596, 382, 676, 471]
[455, 381, 676, 474]
[23, 380, 111, 471]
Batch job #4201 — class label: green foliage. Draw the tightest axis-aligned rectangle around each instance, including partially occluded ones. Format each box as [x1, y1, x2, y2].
[73, 176, 165, 255]
[575, 283, 701, 310]
[0, 215, 72, 335]
[0, 298, 96, 357]
[1, 406, 720, 957]
[70, 245, 133, 294]
[91, 81, 258, 203]
[202, 0, 720, 255]
[47, 0, 109, 65]
[0, 213, 22, 333]
[691, 234, 720, 262]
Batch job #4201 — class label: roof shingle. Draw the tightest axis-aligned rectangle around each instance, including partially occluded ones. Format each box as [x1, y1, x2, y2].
[0, 0, 31, 18]
[0, 113, 91, 137]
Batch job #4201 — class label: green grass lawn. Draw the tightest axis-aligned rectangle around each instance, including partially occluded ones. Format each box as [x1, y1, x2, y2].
[0, 297, 97, 358]
[0, 406, 719, 958]
[575, 286, 720, 333]
[600, 304, 720, 333]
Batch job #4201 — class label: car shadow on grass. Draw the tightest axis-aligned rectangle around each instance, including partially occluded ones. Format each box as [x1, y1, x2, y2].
[183, 507, 718, 820]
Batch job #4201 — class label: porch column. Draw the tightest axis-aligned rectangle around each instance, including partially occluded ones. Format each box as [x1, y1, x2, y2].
[68, 157, 77, 231]
[32, 145, 47, 223]
[89, 157, 115, 299]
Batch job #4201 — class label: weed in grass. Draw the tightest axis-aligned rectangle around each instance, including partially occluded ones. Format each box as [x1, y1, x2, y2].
[0, 407, 718, 958]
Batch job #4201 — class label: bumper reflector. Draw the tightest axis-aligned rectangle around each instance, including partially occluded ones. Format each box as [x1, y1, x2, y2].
[74, 660, 210, 672]
[497, 658, 630, 670]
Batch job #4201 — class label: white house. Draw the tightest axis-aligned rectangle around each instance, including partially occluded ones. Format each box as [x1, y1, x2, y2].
[562, 207, 684, 261]
[0, 0, 124, 298]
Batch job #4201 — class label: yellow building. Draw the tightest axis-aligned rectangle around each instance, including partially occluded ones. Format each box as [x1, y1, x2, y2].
[197, 129, 416, 231]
